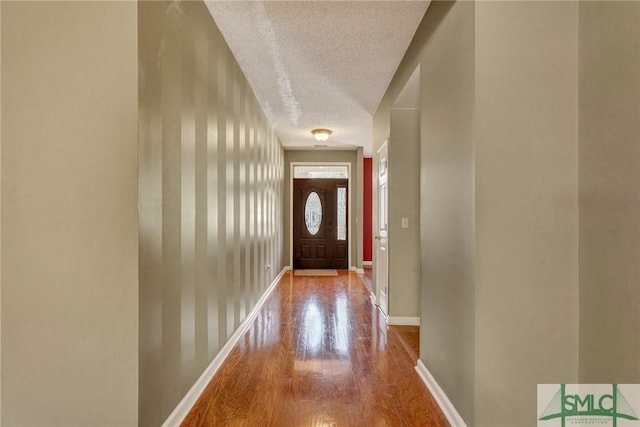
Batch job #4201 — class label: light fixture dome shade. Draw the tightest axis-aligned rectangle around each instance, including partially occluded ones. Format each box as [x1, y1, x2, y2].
[311, 128, 332, 142]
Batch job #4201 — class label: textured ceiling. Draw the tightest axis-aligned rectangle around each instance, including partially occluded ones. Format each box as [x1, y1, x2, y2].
[205, 1, 430, 156]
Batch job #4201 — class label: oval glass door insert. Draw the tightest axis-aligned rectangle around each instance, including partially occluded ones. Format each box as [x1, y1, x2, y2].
[305, 192, 322, 235]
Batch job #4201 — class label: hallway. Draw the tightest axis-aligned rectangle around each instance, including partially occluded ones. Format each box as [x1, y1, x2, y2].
[182, 271, 448, 426]
[3, 2, 639, 425]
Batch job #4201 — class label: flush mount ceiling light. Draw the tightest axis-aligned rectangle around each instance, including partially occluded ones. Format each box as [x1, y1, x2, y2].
[311, 129, 332, 142]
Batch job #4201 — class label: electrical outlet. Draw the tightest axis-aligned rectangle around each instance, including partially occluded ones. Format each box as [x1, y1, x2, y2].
[402, 218, 409, 229]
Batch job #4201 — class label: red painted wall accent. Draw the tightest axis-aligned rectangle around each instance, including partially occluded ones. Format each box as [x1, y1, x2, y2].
[363, 157, 373, 262]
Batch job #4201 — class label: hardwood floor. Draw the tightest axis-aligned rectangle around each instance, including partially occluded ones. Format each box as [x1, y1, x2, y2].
[390, 325, 420, 363]
[362, 266, 373, 294]
[182, 270, 449, 426]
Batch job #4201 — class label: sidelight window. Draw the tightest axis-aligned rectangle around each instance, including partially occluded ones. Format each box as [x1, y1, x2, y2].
[337, 187, 346, 240]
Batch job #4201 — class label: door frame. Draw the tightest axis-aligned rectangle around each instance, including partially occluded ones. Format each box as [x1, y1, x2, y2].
[289, 162, 352, 269]
[375, 139, 389, 315]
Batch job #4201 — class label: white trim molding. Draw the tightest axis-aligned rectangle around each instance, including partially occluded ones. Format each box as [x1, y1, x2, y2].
[363, 261, 372, 267]
[162, 266, 290, 427]
[350, 266, 365, 274]
[388, 316, 420, 326]
[415, 360, 468, 427]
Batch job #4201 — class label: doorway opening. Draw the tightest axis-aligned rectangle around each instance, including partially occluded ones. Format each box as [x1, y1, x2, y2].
[374, 64, 421, 327]
[290, 164, 351, 269]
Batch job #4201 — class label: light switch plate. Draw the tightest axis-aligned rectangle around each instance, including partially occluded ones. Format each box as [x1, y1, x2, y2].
[402, 218, 409, 228]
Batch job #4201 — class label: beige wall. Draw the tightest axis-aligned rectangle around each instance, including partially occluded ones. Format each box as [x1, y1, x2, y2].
[1, 2, 139, 426]
[475, 2, 580, 425]
[0, 3, 3, 423]
[283, 150, 361, 269]
[137, 2, 284, 425]
[374, 2, 476, 421]
[578, 1, 640, 383]
[376, 1, 584, 425]
[419, 2, 476, 421]
[388, 109, 421, 319]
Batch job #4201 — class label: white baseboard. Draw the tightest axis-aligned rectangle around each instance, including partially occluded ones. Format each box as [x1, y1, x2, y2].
[388, 316, 420, 326]
[363, 261, 372, 267]
[350, 266, 365, 274]
[415, 360, 467, 427]
[162, 266, 289, 427]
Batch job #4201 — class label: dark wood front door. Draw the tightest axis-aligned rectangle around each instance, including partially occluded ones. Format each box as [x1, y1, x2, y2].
[293, 179, 348, 269]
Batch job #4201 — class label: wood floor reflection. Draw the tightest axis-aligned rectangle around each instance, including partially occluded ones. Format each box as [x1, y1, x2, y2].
[182, 270, 449, 427]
